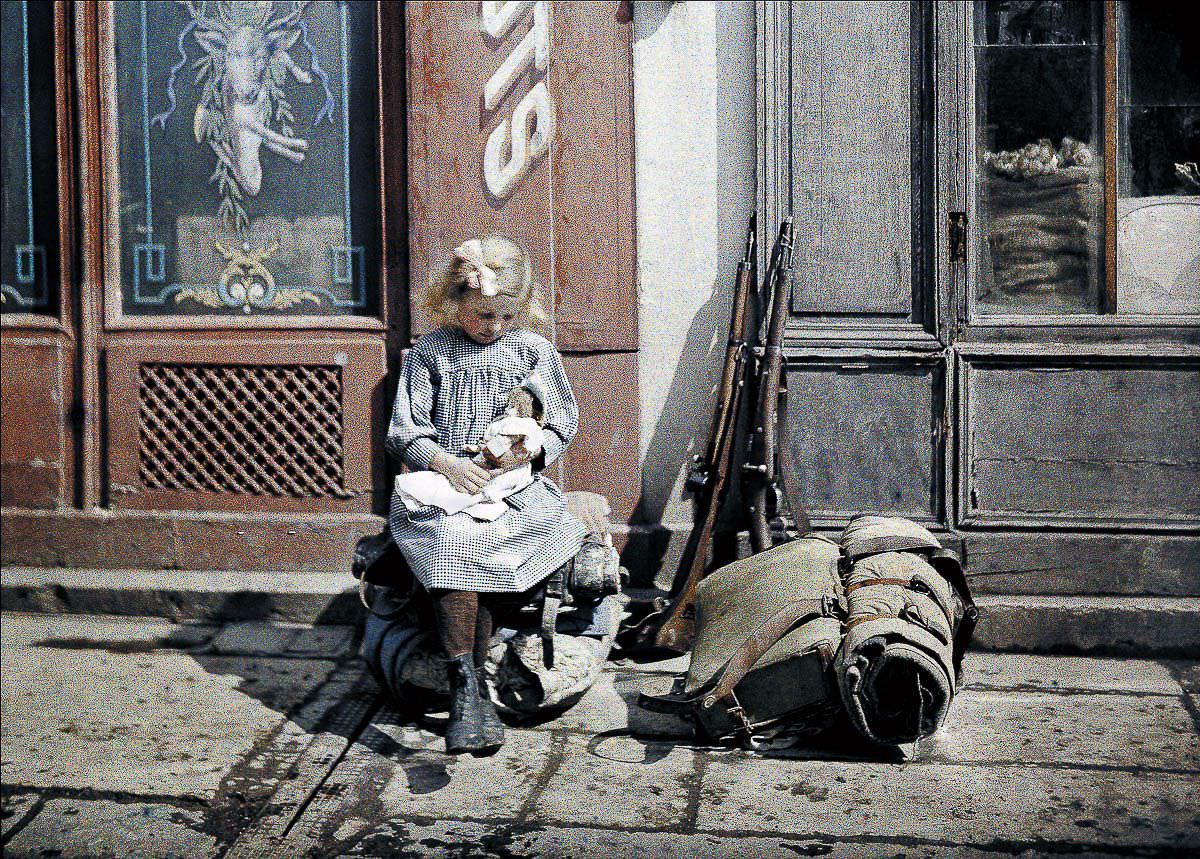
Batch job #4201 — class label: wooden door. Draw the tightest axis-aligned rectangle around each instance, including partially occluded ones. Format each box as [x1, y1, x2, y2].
[81, 1, 405, 516]
[1, 1, 78, 510]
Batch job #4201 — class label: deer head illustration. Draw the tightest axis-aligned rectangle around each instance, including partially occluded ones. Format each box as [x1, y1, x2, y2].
[174, 1, 331, 231]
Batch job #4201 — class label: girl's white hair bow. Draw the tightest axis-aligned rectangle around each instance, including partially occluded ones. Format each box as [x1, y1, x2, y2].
[453, 240, 499, 297]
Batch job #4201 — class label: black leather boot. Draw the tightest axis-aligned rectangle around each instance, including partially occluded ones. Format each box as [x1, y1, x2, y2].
[476, 667, 505, 749]
[445, 654, 488, 754]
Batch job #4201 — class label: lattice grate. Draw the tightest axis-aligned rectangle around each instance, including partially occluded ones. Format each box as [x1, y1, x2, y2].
[138, 363, 350, 498]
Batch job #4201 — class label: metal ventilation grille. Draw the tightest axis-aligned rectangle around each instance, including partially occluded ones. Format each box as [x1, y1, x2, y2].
[138, 363, 349, 498]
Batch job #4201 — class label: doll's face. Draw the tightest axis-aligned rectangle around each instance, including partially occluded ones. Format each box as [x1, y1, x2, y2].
[457, 290, 522, 345]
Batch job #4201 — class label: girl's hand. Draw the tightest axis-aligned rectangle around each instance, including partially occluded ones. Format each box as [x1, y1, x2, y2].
[430, 452, 494, 494]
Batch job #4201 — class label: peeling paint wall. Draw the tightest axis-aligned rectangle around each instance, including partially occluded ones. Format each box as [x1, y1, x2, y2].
[632, 1, 756, 529]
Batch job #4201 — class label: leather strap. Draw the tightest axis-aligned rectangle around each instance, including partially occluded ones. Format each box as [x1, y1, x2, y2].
[541, 567, 565, 668]
[701, 596, 837, 708]
[844, 577, 914, 594]
[845, 609, 950, 645]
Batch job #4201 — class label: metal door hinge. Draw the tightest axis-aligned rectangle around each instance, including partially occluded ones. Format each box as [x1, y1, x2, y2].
[949, 212, 967, 264]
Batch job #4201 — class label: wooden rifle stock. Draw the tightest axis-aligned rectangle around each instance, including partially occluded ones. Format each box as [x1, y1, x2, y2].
[626, 217, 757, 652]
[686, 215, 756, 496]
[746, 218, 794, 552]
[657, 218, 768, 647]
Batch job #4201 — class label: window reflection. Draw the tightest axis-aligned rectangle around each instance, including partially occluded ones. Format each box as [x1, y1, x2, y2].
[1116, 1, 1200, 314]
[975, 1, 1105, 314]
[0, 0, 59, 315]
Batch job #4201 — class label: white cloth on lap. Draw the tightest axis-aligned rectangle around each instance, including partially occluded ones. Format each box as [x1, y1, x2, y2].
[394, 464, 534, 522]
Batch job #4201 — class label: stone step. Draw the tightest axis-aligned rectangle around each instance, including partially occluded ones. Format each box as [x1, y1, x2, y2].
[625, 588, 1200, 657]
[973, 594, 1200, 657]
[0, 567, 363, 625]
[4, 569, 1198, 656]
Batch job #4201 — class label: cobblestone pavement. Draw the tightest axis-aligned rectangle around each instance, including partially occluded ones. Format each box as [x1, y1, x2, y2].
[2, 611, 1198, 857]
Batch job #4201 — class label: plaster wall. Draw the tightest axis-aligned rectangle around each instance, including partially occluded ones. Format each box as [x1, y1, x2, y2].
[632, 2, 756, 533]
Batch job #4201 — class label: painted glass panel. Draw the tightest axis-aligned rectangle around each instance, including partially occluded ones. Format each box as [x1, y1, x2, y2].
[974, 1, 1105, 314]
[1115, 2, 1200, 314]
[110, 0, 379, 317]
[1, 0, 59, 315]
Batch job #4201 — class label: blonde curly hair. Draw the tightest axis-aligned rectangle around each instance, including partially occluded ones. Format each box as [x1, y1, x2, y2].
[424, 234, 549, 327]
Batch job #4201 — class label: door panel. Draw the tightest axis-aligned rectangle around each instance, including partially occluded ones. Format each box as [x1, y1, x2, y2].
[782, 356, 947, 524]
[0, 337, 73, 508]
[960, 356, 1200, 529]
[105, 336, 385, 513]
[1, 1, 76, 510]
[787, 1, 914, 318]
[100, 1, 382, 323]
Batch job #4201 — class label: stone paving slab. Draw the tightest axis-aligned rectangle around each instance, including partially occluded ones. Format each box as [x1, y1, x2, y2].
[270, 709, 558, 842]
[961, 652, 1182, 694]
[528, 670, 693, 737]
[372, 723, 555, 820]
[3, 799, 218, 859]
[207, 621, 299, 655]
[240, 721, 555, 854]
[0, 612, 219, 651]
[533, 733, 697, 830]
[331, 818, 1140, 858]
[697, 756, 1200, 849]
[0, 792, 39, 838]
[0, 644, 335, 797]
[290, 624, 357, 658]
[916, 688, 1200, 770]
[1168, 660, 1200, 693]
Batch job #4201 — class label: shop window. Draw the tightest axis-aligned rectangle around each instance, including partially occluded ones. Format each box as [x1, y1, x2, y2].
[1, 0, 60, 315]
[974, 0, 1199, 316]
[105, 0, 380, 318]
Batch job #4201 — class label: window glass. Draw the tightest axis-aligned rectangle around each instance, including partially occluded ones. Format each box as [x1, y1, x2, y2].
[974, 1, 1105, 314]
[109, 0, 379, 317]
[1116, 1, 1200, 314]
[1, 0, 60, 315]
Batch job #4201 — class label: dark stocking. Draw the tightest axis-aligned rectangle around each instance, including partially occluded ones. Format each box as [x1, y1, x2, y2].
[431, 589, 477, 659]
[474, 598, 494, 667]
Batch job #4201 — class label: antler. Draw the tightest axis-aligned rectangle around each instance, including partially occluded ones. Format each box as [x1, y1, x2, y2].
[266, 0, 311, 33]
[179, 0, 220, 32]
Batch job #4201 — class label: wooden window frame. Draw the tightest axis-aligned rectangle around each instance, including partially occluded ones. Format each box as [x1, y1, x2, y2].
[961, 0, 1200, 331]
[91, 0, 395, 333]
[0, 1, 76, 335]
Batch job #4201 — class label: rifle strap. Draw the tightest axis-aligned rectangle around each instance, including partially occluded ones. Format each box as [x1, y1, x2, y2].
[701, 595, 842, 709]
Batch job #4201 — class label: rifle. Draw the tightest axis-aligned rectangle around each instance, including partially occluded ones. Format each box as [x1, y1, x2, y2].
[618, 216, 758, 652]
[744, 217, 807, 551]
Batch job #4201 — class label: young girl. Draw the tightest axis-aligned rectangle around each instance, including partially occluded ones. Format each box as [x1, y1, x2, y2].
[385, 235, 588, 754]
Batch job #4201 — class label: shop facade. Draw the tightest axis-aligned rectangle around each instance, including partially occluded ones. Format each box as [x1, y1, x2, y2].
[2, 1, 1197, 646]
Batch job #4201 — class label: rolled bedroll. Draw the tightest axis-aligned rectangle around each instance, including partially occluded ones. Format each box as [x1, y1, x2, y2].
[834, 516, 977, 746]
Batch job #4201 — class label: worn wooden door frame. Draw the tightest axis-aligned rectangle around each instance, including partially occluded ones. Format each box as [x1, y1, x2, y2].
[0, 0, 79, 510]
